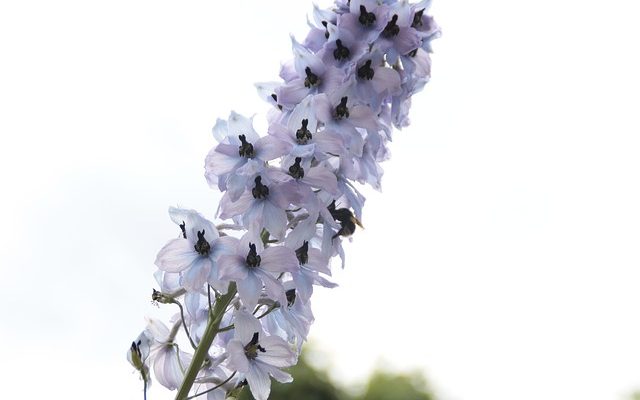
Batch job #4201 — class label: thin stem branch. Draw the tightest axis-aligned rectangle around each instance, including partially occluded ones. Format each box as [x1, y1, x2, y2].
[172, 300, 197, 350]
[216, 223, 244, 231]
[174, 283, 237, 400]
[185, 371, 237, 400]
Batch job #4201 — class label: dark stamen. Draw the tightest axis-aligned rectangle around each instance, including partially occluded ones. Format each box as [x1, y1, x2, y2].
[244, 332, 266, 359]
[357, 60, 375, 80]
[179, 221, 186, 238]
[296, 119, 313, 144]
[304, 67, 320, 88]
[412, 9, 425, 28]
[358, 5, 376, 27]
[382, 14, 400, 38]
[408, 48, 418, 57]
[289, 157, 305, 179]
[252, 176, 269, 199]
[295, 241, 309, 265]
[335, 96, 349, 119]
[238, 134, 255, 158]
[333, 39, 350, 61]
[131, 341, 142, 358]
[286, 289, 297, 307]
[194, 230, 211, 255]
[321, 20, 329, 39]
[270, 93, 283, 110]
[246, 243, 261, 268]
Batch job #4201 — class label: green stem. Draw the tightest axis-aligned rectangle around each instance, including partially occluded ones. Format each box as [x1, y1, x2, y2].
[174, 283, 237, 400]
[185, 371, 237, 400]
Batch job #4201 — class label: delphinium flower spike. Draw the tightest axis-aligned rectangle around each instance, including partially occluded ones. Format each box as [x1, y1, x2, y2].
[129, 1, 440, 399]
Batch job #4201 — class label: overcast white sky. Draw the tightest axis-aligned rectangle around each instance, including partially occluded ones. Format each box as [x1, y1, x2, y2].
[1, 1, 640, 399]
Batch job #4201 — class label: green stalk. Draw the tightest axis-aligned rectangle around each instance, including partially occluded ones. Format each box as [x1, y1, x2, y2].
[175, 283, 237, 400]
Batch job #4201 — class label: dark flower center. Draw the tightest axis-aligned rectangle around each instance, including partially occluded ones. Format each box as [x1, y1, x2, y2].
[358, 5, 376, 27]
[131, 340, 142, 357]
[382, 14, 400, 38]
[321, 20, 329, 39]
[286, 289, 297, 307]
[335, 96, 349, 119]
[194, 230, 211, 256]
[304, 67, 320, 88]
[412, 8, 425, 28]
[252, 176, 269, 199]
[270, 93, 283, 110]
[238, 134, 255, 158]
[289, 157, 305, 180]
[244, 332, 266, 360]
[295, 241, 309, 265]
[357, 60, 375, 80]
[246, 243, 261, 268]
[296, 119, 313, 144]
[333, 39, 350, 61]
[179, 221, 187, 239]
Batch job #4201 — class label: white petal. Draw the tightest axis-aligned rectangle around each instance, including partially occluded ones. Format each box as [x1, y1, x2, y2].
[211, 118, 228, 142]
[237, 271, 263, 311]
[154, 346, 183, 390]
[228, 111, 260, 143]
[256, 136, 290, 161]
[217, 255, 248, 280]
[181, 257, 211, 291]
[372, 66, 401, 94]
[307, 248, 331, 275]
[233, 309, 263, 344]
[219, 191, 254, 220]
[303, 166, 338, 194]
[226, 339, 250, 373]
[262, 201, 288, 241]
[205, 144, 242, 176]
[261, 246, 298, 273]
[155, 239, 198, 273]
[255, 269, 285, 305]
[276, 79, 310, 107]
[258, 335, 296, 367]
[246, 362, 272, 400]
[258, 361, 293, 383]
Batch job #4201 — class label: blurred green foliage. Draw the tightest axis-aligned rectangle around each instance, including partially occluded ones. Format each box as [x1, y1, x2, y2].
[237, 350, 435, 400]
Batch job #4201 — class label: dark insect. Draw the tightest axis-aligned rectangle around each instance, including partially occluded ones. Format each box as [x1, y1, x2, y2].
[328, 200, 363, 239]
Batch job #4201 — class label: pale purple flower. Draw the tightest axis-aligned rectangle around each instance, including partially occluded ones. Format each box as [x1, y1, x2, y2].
[338, 0, 389, 44]
[373, 6, 422, 65]
[351, 53, 402, 111]
[226, 311, 297, 400]
[218, 173, 301, 240]
[319, 24, 369, 69]
[289, 240, 335, 304]
[313, 90, 380, 157]
[262, 283, 316, 351]
[218, 237, 298, 311]
[146, 318, 193, 390]
[155, 207, 235, 292]
[205, 112, 289, 201]
[275, 37, 346, 108]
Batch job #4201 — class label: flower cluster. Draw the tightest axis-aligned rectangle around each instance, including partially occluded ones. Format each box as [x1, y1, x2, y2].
[128, 1, 439, 399]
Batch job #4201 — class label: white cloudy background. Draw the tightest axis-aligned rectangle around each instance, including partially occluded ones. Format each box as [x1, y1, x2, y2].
[1, 0, 639, 399]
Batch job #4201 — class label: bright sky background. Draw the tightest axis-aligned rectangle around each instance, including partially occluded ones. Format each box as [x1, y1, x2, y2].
[1, 0, 640, 399]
